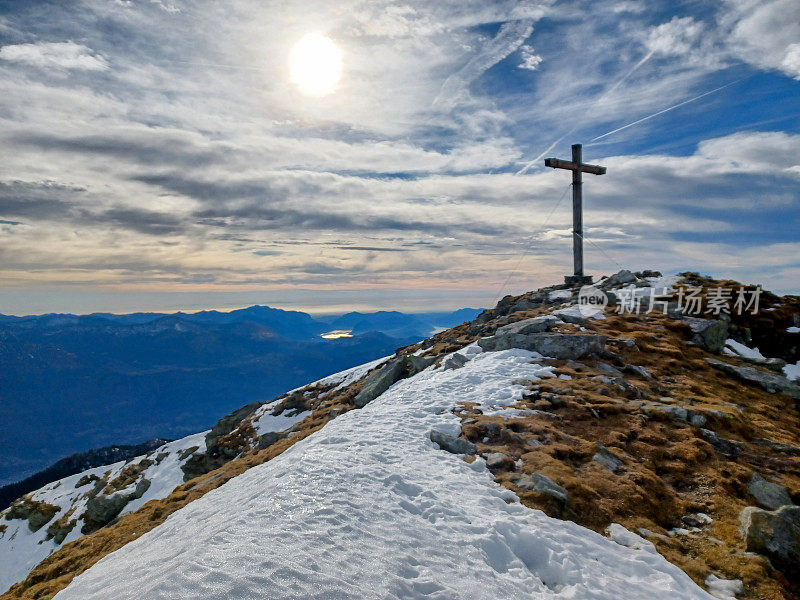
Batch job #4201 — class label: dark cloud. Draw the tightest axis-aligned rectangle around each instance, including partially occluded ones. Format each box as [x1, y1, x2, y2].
[0, 180, 81, 219]
[0, 180, 187, 235]
[85, 207, 186, 235]
[12, 132, 224, 169]
[336, 246, 406, 252]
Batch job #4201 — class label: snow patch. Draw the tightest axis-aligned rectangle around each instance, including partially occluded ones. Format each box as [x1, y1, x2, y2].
[783, 360, 800, 382]
[606, 523, 658, 554]
[252, 404, 310, 437]
[57, 349, 715, 600]
[723, 339, 765, 360]
[705, 574, 742, 600]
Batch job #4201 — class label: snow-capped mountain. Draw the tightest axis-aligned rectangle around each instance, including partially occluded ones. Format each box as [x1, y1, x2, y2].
[2, 271, 799, 600]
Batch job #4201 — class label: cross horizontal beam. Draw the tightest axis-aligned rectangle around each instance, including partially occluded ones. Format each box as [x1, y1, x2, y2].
[544, 157, 606, 176]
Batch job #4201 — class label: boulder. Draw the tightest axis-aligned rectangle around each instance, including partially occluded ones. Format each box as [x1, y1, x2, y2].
[515, 473, 568, 504]
[592, 444, 624, 473]
[83, 493, 131, 532]
[478, 332, 607, 360]
[484, 452, 512, 471]
[429, 430, 477, 456]
[624, 364, 651, 378]
[441, 353, 469, 370]
[258, 431, 289, 449]
[599, 270, 638, 289]
[685, 318, 729, 353]
[494, 315, 559, 336]
[706, 358, 800, 399]
[355, 355, 436, 408]
[597, 362, 623, 377]
[553, 309, 586, 325]
[748, 473, 792, 510]
[740, 505, 800, 576]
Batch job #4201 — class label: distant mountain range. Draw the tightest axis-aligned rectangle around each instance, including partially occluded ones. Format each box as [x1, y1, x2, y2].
[0, 305, 481, 487]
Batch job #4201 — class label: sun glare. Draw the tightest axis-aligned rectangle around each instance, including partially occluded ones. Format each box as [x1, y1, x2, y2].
[289, 32, 342, 97]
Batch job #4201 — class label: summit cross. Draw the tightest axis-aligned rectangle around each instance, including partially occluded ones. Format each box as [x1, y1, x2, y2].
[544, 144, 606, 285]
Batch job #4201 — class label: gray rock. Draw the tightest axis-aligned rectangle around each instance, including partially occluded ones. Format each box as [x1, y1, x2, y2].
[752, 438, 800, 456]
[554, 310, 586, 325]
[205, 401, 262, 450]
[478, 332, 607, 360]
[495, 315, 559, 336]
[258, 431, 288, 449]
[597, 362, 624, 377]
[706, 358, 800, 399]
[484, 452, 509, 470]
[83, 492, 131, 532]
[748, 473, 793, 510]
[608, 338, 639, 350]
[624, 364, 651, 378]
[46, 518, 77, 545]
[592, 444, 624, 473]
[739, 357, 788, 372]
[740, 505, 800, 575]
[599, 270, 638, 289]
[565, 360, 588, 371]
[641, 404, 707, 428]
[441, 353, 469, 370]
[355, 355, 436, 408]
[515, 473, 568, 504]
[429, 430, 477, 456]
[700, 428, 743, 459]
[685, 318, 729, 353]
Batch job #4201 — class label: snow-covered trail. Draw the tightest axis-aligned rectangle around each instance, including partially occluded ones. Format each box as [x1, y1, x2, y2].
[56, 349, 713, 600]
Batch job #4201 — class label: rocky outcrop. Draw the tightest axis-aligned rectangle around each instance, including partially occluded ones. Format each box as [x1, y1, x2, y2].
[478, 332, 607, 359]
[81, 478, 151, 534]
[747, 473, 792, 511]
[598, 269, 638, 289]
[700, 428, 743, 459]
[354, 355, 435, 408]
[4, 497, 60, 532]
[493, 315, 559, 336]
[685, 318, 729, 353]
[740, 505, 800, 576]
[205, 402, 262, 450]
[706, 358, 800, 398]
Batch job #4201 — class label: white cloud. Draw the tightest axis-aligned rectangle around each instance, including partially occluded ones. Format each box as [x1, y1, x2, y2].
[0, 41, 109, 71]
[782, 43, 800, 79]
[721, 0, 800, 79]
[518, 44, 542, 71]
[645, 16, 704, 57]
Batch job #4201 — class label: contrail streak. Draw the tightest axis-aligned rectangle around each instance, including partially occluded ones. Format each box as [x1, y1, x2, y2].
[589, 79, 743, 143]
[515, 50, 654, 175]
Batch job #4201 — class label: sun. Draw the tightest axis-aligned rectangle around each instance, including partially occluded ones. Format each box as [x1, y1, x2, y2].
[289, 32, 342, 97]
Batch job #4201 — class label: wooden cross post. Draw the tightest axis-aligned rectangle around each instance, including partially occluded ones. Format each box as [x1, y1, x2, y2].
[544, 144, 606, 285]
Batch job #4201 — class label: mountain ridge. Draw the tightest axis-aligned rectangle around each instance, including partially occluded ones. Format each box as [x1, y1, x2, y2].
[2, 271, 799, 599]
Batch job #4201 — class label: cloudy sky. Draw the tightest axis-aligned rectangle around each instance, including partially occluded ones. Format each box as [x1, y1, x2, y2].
[0, 0, 798, 315]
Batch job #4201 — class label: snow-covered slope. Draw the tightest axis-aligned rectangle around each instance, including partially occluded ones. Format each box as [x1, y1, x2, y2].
[0, 432, 206, 594]
[55, 348, 713, 600]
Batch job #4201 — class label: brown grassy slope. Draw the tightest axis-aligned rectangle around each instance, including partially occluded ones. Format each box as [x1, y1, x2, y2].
[462, 309, 799, 600]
